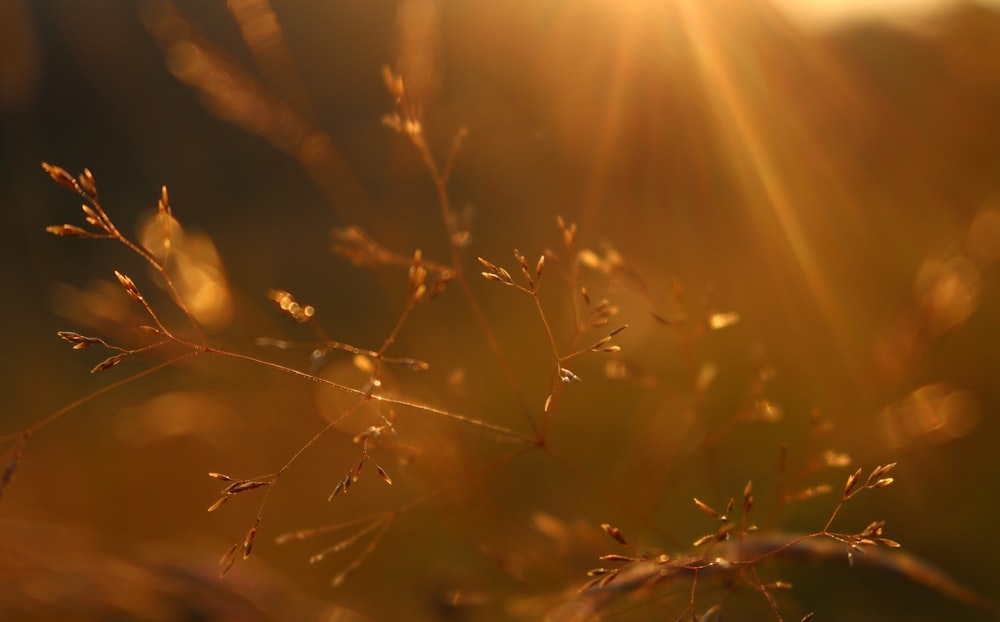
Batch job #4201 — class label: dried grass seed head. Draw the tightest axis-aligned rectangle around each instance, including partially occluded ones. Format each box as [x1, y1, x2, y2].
[42, 162, 81, 194]
[78, 168, 98, 198]
[91, 352, 130, 373]
[600, 523, 628, 546]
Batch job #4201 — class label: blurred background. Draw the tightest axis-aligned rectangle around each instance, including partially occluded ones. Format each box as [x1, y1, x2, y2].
[1, 0, 1000, 620]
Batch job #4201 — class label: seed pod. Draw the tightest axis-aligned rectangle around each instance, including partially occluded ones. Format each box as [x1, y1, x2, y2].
[42, 163, 81, 193]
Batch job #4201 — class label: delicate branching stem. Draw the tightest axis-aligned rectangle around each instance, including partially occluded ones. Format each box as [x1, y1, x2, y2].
[533, 294, 562, 367]
[382, 72, 538, 438]
[42, 163, 207, 347]
[203, 348, 532, 443]
[1, 351, 203, 444]
[31, 56, 960, 619]
[455, 273, 538, 435]
[276, 445, 531, 584]
[366, 296, 418, 397]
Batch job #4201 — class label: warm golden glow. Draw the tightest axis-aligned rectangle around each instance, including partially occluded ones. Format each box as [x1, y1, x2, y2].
[10, 2, 999, 619]
[775, 0, 1000, 28]
[878, 383, 981, 449]
[139, 211, 234, 328]
[547, 0, 994, 419]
